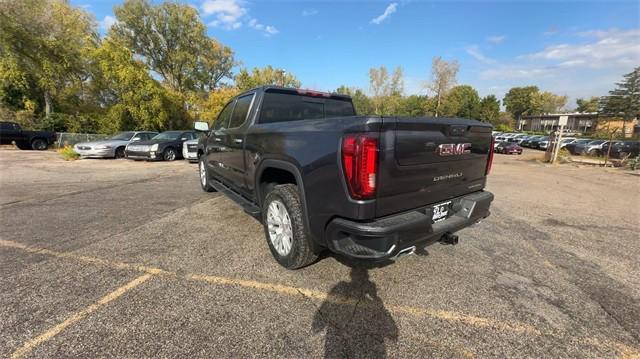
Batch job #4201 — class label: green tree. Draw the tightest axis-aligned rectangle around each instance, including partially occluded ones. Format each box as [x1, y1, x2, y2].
[599, 67, 640, 137]
[0, 0, 98, 116]
[92, 39, 184, 132]
[478, 95, 500, 124]
[536, 91, 567, 113]
[335, 86, 374, 115]
[440, 85, 480, 119]
[503, 86, 540, 121]
[576, 96, 599, 113]
[398, 95, 428, 117]
[112, 0, 235, 93]
[235, 66, 301, 91]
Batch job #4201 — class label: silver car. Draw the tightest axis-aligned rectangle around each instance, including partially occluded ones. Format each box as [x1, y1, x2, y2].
[74, 131, 158, 158]
[182, 139, 200, 163]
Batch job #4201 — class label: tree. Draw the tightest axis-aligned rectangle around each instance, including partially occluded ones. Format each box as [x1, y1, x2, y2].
[398, 95, 428, 117]
[0, 0, 98, 116]
[335, 86, 374, 115]
[439, 85, 480, 119]
[503, 86, 540, 121]
[576, 97, 599, 113]
[427, 57, 459, 117]
[536, 91, 567, 114]
[478, 95, 500, 124]
[599, 67, 640, 137]
[92, 39, 184, 132]
[200, 87, 241, 125]
[235, 66, 301, 91]
[112, 0, 235, 93]
[368, 65, 403, 115]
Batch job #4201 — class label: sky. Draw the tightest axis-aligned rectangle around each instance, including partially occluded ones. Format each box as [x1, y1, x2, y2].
[76, 0, 640, 107]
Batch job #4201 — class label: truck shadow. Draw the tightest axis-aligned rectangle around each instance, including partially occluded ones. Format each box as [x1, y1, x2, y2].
[311, 266, 398, 358]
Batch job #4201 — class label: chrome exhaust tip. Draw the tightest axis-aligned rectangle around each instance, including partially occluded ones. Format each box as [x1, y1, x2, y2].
[392, 246, 416, 261]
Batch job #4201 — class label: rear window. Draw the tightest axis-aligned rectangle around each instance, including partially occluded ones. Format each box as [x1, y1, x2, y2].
[259, 92, 355, 124]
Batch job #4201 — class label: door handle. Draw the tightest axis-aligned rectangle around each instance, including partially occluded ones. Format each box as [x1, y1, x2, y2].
[234, 139, 243, 144]
[214, 137, 222, 142]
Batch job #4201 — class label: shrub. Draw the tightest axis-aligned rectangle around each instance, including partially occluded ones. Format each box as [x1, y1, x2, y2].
[58, 145, 80, 161]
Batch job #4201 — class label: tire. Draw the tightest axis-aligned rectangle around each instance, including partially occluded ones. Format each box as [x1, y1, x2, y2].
[199, 158, 215, 192]
[31, 138, 48, 151]
[587, 149, 598, 157]
[163, 147, 176, 161]
[262, 184, 318, 269]
[115, 146, 126, 159]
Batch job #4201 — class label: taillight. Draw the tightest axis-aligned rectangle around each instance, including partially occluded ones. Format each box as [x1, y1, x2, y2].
[342, 134, 378, 200]
[486, 137, 495, 175]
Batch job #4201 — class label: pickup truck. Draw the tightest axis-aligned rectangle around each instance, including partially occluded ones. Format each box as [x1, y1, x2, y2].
[0, 121, 57, 150]
[194, 86, 494, 269]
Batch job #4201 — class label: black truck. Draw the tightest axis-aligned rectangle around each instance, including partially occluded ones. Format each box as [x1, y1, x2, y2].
[195, 86, 494, 269]
[0, 121, 57, 150]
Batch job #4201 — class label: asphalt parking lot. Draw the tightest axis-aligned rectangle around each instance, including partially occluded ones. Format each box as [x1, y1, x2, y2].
[1, 149, 639, 358]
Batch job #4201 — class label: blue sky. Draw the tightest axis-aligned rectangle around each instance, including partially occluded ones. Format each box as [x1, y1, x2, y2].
[77, 0, 639, 107]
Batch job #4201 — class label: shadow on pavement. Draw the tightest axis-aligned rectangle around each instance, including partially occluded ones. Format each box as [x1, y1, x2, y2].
[312, 266, 398, 358]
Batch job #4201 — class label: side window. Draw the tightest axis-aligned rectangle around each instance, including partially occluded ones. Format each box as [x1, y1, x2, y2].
[228, 94, 254, 128]
[215, 101, 235, 130]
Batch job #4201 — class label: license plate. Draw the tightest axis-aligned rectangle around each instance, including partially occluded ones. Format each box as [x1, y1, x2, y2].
[432, 201, 451, 223]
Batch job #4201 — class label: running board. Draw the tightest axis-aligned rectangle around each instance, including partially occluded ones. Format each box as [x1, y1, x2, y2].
[209, 178, 262, 221]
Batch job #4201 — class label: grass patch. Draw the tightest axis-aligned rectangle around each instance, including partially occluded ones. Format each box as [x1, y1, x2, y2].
[58, 145, 80, 161]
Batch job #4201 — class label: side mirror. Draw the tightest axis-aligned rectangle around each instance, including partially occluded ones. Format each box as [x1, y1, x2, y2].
[131, 137, 141, 141]
[194, 121, 209, 132]
[181, 137, 188, 141]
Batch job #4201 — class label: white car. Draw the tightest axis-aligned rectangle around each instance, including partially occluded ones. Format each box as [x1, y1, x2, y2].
[182, 139, 200, 163]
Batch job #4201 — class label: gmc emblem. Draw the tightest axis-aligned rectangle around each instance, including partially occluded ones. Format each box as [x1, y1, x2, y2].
[435, 143, 471, 156]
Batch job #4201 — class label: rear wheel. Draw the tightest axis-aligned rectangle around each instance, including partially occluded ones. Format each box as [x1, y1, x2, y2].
[262, 184, 318, 269]
[115, 146, 126, 158]
[31, 138, 48, 151]
[163, 147, 176, 161]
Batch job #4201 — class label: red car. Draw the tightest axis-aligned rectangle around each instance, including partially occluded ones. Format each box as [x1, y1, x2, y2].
[496, 141, 523, 155]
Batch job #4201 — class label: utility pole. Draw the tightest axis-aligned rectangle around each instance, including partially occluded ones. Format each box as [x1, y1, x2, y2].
[551, 115, 568, 164]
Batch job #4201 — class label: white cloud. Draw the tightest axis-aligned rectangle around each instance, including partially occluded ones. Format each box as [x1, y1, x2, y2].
[248, 17, 279, 36]
[486, 35, 506, 44]
[201, 0, 279, 35]
[302, 9, 318, 17]
[370, 3, 398, 25]
[202, 0, 246, 30]
[466, 46, 496, 64]
[99, 15, 117, 31]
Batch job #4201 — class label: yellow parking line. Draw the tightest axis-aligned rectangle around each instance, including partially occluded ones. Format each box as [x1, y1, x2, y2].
[10, 273, 152, 359]
[1, 238, 638, 358]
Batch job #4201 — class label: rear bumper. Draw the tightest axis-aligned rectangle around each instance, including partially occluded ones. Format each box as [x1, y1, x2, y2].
[325, 191, 494, 260]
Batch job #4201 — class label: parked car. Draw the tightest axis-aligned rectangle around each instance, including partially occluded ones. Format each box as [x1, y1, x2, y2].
[182, 139, 200, 163]
[194, 86, 494, 269]
[508, 134, 527, 142]
[496, 141, 523, 155]
[558, 138, 577, 149]
[573, 139, 607, 156]
[565, 139, 593, 155]
[521, 135, 543, 147]
[73, 131, 158, 158]
[608, 141, 640, 159]
[0, 121, 56, 150]
[125, 131, 198, 161]
[530, 136, 549, 150]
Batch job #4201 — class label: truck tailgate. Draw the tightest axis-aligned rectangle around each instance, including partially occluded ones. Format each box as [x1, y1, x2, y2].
[376, 117, 492, 217]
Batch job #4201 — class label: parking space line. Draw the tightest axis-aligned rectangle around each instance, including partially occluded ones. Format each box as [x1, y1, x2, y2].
[10, 273, 152, 359]
[2, 238, 638, 357]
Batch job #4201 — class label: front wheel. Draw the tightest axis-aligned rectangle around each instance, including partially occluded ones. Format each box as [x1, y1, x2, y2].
[262, 184, 318, 269]
[163, 147, 176, 161]
[115, 146, 126, 159]
[31, 138, 48, 151]
[199, 158, 215, 192]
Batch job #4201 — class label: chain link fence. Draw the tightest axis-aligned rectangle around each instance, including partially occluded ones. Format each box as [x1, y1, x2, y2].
[56, 133, 109, 148]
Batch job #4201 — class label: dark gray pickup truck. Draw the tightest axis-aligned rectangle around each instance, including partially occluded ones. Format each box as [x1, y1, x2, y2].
[195, 86, 494, 269]
[0, 121, 56, 150]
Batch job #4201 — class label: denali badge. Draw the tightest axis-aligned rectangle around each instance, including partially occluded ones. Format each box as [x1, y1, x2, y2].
[433, 173, 463, 182]
[435, 143, 471, 156]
